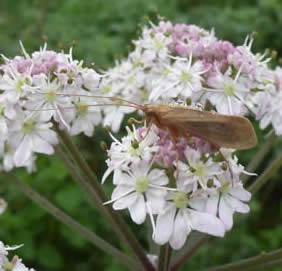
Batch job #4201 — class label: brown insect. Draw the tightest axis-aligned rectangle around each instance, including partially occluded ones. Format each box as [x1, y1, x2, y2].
[140, 103, 257, 150]
[38, 94, 258, 150]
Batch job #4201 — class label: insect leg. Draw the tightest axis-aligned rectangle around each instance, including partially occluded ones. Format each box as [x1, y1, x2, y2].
[129, 117, 145, 125]
[167, 128, 181, 179]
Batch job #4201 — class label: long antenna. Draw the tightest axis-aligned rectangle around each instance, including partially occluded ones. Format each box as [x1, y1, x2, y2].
[25, 103, 139, 112]
[47, 92, 144, 109]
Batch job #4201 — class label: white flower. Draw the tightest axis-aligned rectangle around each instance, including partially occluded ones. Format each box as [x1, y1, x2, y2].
[206, 68, 250, 115]
[206, 174, 251, 230]
[24, 74, 72, 124]
[81, 68, 101, 91]
[153, 179, 225, 250]
[102, 125, 159, 183]
[178, 147, 222, 190]
[149, 55, 206, 101]
[107, 162, 169, 224]
[9, 115, 58, 167]
[0, 199, 7, 215]
[135, 28, 172, 60]
[69, 95, 102, 137]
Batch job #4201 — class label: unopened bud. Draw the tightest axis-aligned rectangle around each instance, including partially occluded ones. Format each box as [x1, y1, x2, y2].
[271, 50, 277, 59]
[128, 118, 134, 125]
[201, 154, 209, 163]
[100, 141, 108, 151]
[204, 100, 214, 111]
[58, 42, 65, 50]
[71, 40, 77, 47]
[104, 125, 111, 133]
[187, 138, 194, 145]
[42, 35, 48, 42]
[251, 31, 258, 39]
[221, 163, 228, 171]
[190, 167, 196, 173]
[185, 98, 192, 105]
[264, 48, 270, 57]
[207, 179, 214, 188]
[213, 153, 224, 162]
[131, 139, 139, 149]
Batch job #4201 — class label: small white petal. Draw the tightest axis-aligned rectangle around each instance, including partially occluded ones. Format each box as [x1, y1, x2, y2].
[219, 197, 234, 231]
[169, 210, 191, 250]
[128, 194, 146, 224]
[189, 209, 225, 237]
[228, 186, 251, 201]
[154, 205, 176, 245]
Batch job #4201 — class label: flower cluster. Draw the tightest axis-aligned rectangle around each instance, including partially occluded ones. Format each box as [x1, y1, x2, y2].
[103, 125, 251, 249]
[100, 19, 282, 136]
[0, 43, 102, 171]
[0, 198, 7, 215]
[252, 66, 282, 135]
[0, 204, 34, 271]
[0, 242, 35, 271]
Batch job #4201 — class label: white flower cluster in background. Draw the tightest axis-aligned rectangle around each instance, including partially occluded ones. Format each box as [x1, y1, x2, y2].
[0, 198, 7, 215]
[100, 19, 282, 135]
[103, 125, 252, 249]
[0, 43, 102, 171]
[0, 203, 34, 271]
[0, 242, 35, 271]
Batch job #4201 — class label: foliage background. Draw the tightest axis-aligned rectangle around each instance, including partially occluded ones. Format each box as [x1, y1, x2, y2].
[0, 0, 282, 270]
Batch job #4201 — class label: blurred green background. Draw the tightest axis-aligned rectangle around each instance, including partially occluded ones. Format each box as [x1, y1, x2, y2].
[1, 0, 282, 270]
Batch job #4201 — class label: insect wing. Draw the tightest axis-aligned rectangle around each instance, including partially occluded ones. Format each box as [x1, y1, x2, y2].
[158, 106, 257, 150]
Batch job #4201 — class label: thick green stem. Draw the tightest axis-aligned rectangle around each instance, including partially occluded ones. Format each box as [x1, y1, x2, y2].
[56, 129, 154, 271]
[201, 248, 282, 271]
[248, 153, 282, 194]
[158, 245, 169, 271]
[4, 173, 138, 270]
[242, 132, 276, 183]
[171, 233, 211, 271]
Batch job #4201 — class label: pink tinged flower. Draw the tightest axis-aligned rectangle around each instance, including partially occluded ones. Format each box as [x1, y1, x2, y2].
[230, 36, 270, 76]
[0, 64, 32, 103]
[106, 162, 169, 224]
[154, 129, 187, 167]
[153, 188, 225, 250]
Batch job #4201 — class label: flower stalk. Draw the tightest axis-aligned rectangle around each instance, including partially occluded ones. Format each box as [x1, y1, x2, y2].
[3, 172, 138, 270]
[56, 128, 154, 271]
[201, 248, 282, 271]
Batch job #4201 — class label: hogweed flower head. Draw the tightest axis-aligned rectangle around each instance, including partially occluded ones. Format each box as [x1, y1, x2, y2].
[103, 123, 251, 249]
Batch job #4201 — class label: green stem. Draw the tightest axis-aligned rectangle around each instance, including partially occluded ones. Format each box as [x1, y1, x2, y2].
[248, 153, 282, 194]
[4, 173, 138, 270]
[201, 248, 282, 271]
[158, 245, 169, 271]
[55, 145, 106, 212]
[243, 259, 282, 271]
[242, 131, 276, 183]
[171, 233, 211, 271]
[56, 129, 154, 271]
